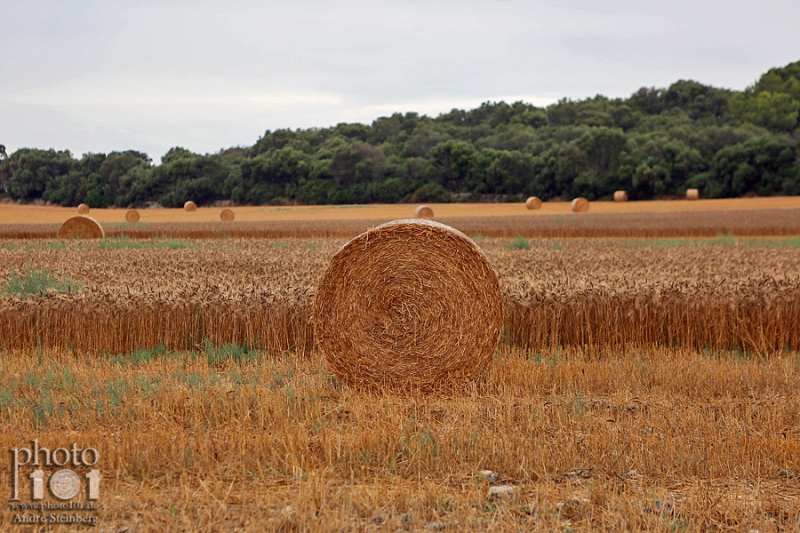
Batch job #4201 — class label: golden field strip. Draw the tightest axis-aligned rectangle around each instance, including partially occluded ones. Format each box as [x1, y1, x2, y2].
[3, 197, 800, 225]
[0, 346, 798, 531]
[1, 238, 799, 354]
[4, 198, 800, 239]
[1, 204, 800, 531]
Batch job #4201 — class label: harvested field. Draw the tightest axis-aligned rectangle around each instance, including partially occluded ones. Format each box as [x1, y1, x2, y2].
[1, 215, 799, 531]
[5, 208, 800, 239]
[1, 237, 798, 354]
[0, 345, 798, 531]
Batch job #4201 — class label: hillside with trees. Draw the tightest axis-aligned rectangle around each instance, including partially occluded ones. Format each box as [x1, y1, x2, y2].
[2, 61, 799, 207]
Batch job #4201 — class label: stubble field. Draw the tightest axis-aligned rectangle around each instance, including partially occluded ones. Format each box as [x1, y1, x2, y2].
[1, 201, 800, 532]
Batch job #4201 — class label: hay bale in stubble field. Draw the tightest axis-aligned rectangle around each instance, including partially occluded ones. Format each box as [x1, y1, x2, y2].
[614, 191, 628, 202]
[686, 189, 700, 200]
[57, 216, 104, 239]
[525, 197, 542, 210]
[125, 210, 140, 224]
[312, 219, 504, 391]
[571, 197, 590, 212]
[184, 201, 197, 212]
[220, 208, 235, 222]
[415, 205, 434, 218]
[77, 204, 90, 214]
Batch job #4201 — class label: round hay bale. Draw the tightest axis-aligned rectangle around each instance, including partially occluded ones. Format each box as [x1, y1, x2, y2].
[220, 208, 235, 222]
[525, 196, 542, 210]
[414, 205, 434, 218]
[571, 197, 590, 212]
[686, 188, 699, 200]
[184, 201, 197, 212]
[125, 209, 140, 224]
[614, 190, 628, 202]
[57, 216, 104, 239]
[77, 203, 90, 214]
[312, 219, 504, 391]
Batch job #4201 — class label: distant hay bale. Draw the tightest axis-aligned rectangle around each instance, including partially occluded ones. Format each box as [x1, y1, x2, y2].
[686, 188, 700, 200]
[614, 191, 628, 202]
[525, 196, 542, 210]
[312, 219, 504, 391]
[77, 204, 90, 214]
[571, 197, 590, 212]
[415, 205, 434, 218]
[125, 210, 140, 224]
[57, 216, 104, 239]
[184, 201, 197, 212]
[220, 208, 235, 222]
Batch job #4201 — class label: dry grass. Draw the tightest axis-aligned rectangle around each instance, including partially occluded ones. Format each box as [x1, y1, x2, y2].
[56, 216, 104, 239]
[125, 210, 140, 224]
[4, 198, 800, 226]
[313, 220, 503, 390]
[414, 205, 434, 218]
[0, 345, 798, 531]
[1, 238, 799, 354]
[571, 198, 590, 213]
[6, 208, 800, 240]
[1, 233, 800, 530]
[525, 196, 542, 210]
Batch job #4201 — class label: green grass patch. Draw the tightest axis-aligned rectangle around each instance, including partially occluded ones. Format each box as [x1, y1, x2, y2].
[99, 235, 145, 250]
[203, 341, 262, 367]
[2, 267, 83, 298]
[158, 238, 198, 249]
[506, 236, 531, 250]
[110, 344, 169, 366]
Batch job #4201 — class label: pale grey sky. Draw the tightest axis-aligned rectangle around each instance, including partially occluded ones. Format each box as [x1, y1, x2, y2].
[2, 0, 799, 161]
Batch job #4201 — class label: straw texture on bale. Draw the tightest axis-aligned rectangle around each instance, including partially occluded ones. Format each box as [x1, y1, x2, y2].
[614, 191, 628, 202]
[415, 205, 434, 218]
[686, 188, 700, 200]
[312, 219, 504, 391]
[571, 197, 590, 212]
[220, 208, 235, 222]
[184, 201, 198, 212]
[525, 196, 542, 210]
[125, 210, 140, 224]
[77, 203, 90, 214]
[57, 216, 104, 239]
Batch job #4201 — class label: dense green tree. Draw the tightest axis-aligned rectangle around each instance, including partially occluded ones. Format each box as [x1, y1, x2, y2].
[6, 149, 73, 202]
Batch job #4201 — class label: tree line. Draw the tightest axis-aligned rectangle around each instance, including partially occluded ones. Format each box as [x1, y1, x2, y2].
[1, 61, 799, 207]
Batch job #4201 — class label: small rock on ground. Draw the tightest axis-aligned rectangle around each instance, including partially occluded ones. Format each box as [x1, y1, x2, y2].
[487, 485, 518, 501]
[478, 470, 499, 483]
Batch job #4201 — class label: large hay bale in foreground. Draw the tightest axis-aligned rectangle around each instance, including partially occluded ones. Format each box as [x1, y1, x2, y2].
[125, 210, 140, 224]
[312, 219, 504, 391]
[614, 190, 628, 202]
[184, 201, 197, 212]
[415, 205, 434, 218]
[686, 188, 699, 200]
[77, 204, 90, 214]
[57, 216, 104, 239]
[220, 208, 235, 222]
[571, 197, 590, 212]
[525, 196, 542, 210]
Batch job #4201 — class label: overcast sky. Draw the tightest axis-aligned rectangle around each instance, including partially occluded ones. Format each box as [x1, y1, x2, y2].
[2, 0, 799, 162]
